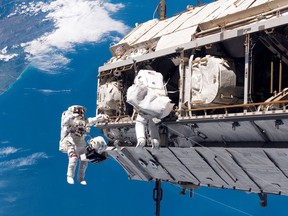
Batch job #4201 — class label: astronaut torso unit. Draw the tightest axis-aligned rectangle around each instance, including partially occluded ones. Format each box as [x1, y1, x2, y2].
[59, 105, 91, 152]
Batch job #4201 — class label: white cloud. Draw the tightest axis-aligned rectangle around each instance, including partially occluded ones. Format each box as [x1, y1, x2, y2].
[0, 147, 20, 157]
[3, 195, 18, 203]
[0, 47, 18, 62]
[17, 0, 130, 71]
[39, 89, 71, 94]
[25, 88, 72, 94]
[7, 1, 50, 17]
[28, 52, 71, 72]
[37, 88, 71, 94]
[0, 152, 48, 172]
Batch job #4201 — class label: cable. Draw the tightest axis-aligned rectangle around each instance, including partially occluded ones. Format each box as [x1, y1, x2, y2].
[153, 2, 160, 20]
[194, 191, 254, 216]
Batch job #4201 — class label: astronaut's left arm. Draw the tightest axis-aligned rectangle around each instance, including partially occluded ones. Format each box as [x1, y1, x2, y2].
[86, 114, 109, 127]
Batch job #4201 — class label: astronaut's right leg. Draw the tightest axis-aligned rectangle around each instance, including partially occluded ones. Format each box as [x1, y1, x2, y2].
[135, 114, 147, 153]
[67, 145, 78, 184]
[148, 119, 160, 155]
[77, 160, 88, 185]
[77, 145, 88, 185]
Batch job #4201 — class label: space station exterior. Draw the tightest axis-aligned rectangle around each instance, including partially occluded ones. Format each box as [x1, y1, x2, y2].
[95, 0, 288, 201]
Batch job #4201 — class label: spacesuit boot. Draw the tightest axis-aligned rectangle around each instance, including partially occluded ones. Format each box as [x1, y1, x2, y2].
[67, 177, 74, 184]
[151, 139, 160, 155]
[77, 160, 88, 185]
[135, 137, 146, 153]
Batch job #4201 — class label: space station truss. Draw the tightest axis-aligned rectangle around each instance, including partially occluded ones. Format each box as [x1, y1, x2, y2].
[96, 0, 288, 198]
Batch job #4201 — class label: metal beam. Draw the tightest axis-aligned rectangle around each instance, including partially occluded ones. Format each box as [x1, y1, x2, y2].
[158, 0, 166, 21]
[244, 33, 250, 105]
[258, 193, 268, 207]
[153, 180, 162, 216]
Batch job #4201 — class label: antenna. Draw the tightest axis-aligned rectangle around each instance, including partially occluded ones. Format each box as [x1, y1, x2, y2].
[197, 0, 201, 6]
[158, 0, 166, 20]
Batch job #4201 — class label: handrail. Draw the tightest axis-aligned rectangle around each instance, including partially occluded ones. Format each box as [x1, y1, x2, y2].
[181, 100, 288, 112]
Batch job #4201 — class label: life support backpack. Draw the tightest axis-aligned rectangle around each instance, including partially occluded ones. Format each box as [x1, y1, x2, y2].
[127, 70, 174, 119]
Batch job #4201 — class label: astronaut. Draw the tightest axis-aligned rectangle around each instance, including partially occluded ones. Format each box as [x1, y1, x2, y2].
[59, 105, 108, 185]
[126, 69, 174, 154]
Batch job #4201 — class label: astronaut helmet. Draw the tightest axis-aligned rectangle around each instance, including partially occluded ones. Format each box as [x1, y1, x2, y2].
[68, 105, 86, 115]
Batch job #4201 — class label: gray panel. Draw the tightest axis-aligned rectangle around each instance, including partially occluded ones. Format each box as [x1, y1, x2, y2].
[211, 148, 260, 193]
[264, 149, 288, 180]
[108, 147, 288, 195]
[197, 121, 264, 142]
[154, 148, 200, 185]
[169, 148, 229, 188]
[107, 147, 147, 181]
[255, 119, 288, 142]
[124, 147, 174, 182]
[196, 148, 241, 189]
[228, 148, 288, 194]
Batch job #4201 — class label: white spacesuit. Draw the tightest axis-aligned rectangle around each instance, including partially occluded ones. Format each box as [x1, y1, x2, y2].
[59, 105, 108, 185]
[135, 113, 160, 154]
[126, 69, 174, 154]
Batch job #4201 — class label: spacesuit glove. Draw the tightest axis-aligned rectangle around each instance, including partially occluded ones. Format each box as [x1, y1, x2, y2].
[152, 117, 161, 125]
[88, 114, 109, 125]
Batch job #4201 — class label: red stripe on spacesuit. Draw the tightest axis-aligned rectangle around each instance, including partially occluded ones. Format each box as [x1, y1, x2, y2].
[68, 153, 77, 158]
